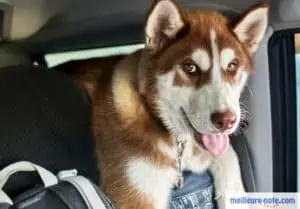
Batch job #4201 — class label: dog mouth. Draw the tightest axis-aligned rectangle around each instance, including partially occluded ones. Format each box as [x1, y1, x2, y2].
[180, 108, 229, 156]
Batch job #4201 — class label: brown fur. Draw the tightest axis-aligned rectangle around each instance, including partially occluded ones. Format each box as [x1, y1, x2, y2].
[55, 51, 175, 208]
[155, 10, 253, 87]
[55, 1, 268, 208]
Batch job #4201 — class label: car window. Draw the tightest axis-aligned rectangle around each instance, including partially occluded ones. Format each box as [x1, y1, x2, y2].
[295, 33, 300, 192]
[45, 44, 144, 67]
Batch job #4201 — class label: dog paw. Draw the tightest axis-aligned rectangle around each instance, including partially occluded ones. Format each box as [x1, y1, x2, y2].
[209, 146, 248, 209]
[214, 182, 248, 209]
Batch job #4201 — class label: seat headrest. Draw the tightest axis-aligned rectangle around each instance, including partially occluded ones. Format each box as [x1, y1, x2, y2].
[0, 65, 98, 196]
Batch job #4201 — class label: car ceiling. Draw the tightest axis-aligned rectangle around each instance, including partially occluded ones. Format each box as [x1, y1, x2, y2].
[3, 0, 300, 54]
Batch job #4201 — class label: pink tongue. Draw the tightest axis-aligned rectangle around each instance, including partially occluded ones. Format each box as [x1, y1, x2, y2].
[201, 134, 229, 156]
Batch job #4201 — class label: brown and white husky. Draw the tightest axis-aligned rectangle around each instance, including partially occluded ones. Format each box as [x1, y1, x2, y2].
[56, 0, 269, 208]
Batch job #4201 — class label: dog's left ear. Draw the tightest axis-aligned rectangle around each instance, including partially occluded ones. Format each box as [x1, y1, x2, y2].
[233, 3, 269, 55]
[145, 0, 186, 54]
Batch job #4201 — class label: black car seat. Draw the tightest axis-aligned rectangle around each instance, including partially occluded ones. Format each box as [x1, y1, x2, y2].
[0, 64, 99, 197]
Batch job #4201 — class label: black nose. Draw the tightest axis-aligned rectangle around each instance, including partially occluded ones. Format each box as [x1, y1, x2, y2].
[210, 111, 237, 131]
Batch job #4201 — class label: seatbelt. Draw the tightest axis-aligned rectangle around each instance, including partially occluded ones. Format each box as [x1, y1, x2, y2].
[231, 120, 257, 192]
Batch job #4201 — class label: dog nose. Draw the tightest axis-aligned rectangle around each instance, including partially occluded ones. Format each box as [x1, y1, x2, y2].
[210, 111, 237, 131]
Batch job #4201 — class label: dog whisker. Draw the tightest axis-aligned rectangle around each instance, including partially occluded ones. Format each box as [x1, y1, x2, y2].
[245, 85, 254, 97]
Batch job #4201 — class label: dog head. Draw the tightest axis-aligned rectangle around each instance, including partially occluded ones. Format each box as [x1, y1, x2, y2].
[143, 0, 269, 156]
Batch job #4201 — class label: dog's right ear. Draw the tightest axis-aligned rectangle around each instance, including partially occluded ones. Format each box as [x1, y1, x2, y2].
[145, 0, 186, 54]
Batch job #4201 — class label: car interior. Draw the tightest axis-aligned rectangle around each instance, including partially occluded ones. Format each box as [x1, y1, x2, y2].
[0, 0, 298, 203]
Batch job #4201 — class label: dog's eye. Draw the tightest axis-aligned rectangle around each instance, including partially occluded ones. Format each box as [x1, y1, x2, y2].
[182, 61, 197, 73]
[227, 59, 239, 72]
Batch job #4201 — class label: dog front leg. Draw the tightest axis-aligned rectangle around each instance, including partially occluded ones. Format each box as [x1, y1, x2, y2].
[209, 145, 247, 209]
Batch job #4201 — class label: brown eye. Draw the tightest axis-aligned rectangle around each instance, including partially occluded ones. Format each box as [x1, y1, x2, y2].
[182, 61, 197, 73]
[227, 59, 239, 72]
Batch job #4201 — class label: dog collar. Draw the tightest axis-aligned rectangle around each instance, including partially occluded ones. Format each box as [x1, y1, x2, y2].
[173, 136, 187, 189]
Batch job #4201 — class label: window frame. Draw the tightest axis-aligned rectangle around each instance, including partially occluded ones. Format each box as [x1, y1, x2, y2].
[268, 29, 298, 192]
[43, 44, 144, 68]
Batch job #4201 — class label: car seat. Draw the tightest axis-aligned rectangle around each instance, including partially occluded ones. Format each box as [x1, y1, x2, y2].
[0, 64, 99, 198]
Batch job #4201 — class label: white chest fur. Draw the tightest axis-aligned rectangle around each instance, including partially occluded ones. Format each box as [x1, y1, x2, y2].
[158, 136, 213, 173]
[182, 140, 213, 173]
[125, 140, 213, 209]
[125, 158, 177, 209]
